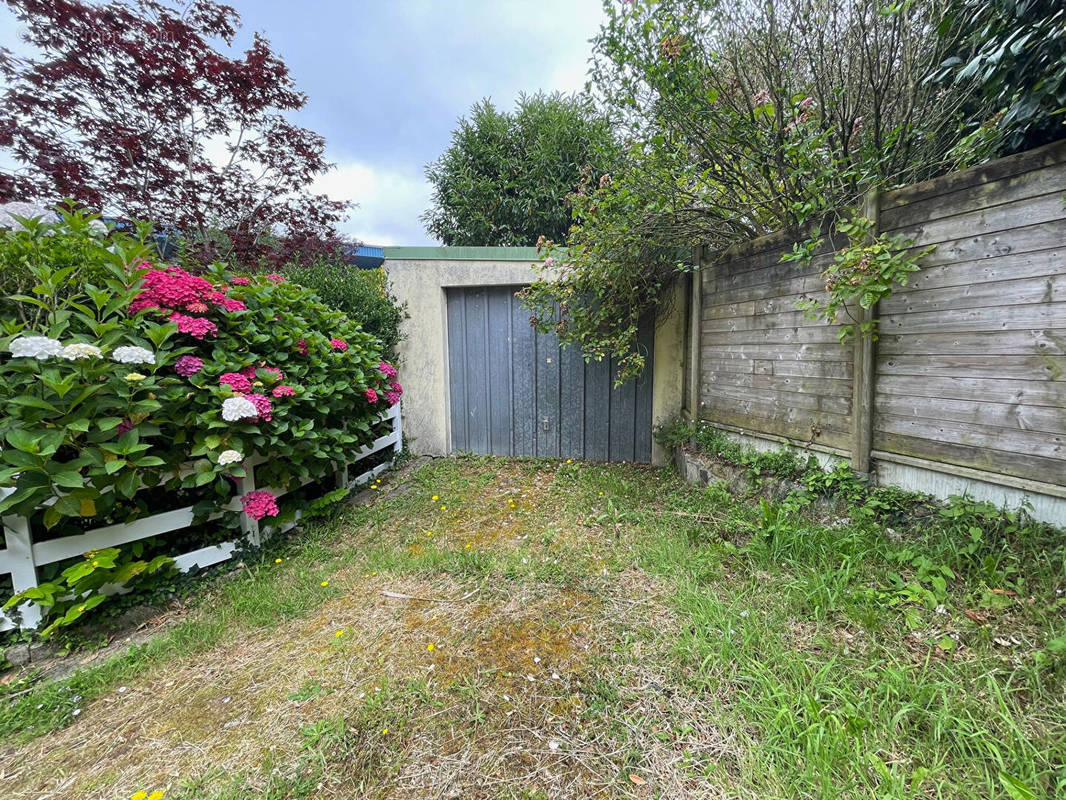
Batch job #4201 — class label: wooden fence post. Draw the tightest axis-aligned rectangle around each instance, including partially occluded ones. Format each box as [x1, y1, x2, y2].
[851, 187, 880, 476]
[3, 514, 42, 629]
[236, 460, 262, 548]
[392, 402, 403, 456]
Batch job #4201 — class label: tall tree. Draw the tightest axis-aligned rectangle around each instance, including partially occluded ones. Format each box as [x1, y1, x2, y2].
[422, 92, 619, 246]
[521, 0, 982, 380]
[0, 0, 348, 265]
[934, 0, 1066, 158]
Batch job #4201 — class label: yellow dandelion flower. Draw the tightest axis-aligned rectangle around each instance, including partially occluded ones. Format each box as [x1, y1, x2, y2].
[320, 581, 329, 587]
[566, 458, 573, 463]
[432, 495, 439, 501]
[275, 558, 283, 564]
[147, 792, 164, 800]
[130, 792, 148, 800]
[427, 643, 435, 651]
[440, 505, 447, 511]
[599, 491, 604, 496]
[465, 543, 472, 549]
[365, 573, 370, 577]
[426, 531, 433, 537]
[381, 727, 389, 735]
[334, 630, 344, 638]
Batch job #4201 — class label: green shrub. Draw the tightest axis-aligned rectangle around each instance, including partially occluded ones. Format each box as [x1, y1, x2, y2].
[281, 259, 406, 359]
[664, 418, 810, 481]
[0, 214, 405, 630]
[653, 418, 695, 450]
[0, 207, 154, 327]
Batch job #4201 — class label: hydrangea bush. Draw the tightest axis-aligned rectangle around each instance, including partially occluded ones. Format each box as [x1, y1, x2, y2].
[0, 213, 402, 536]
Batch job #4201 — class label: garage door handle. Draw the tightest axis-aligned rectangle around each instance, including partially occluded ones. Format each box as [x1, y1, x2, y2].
[541, 416, 551, 432]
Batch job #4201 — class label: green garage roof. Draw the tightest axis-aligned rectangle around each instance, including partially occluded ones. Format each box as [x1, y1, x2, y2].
[381, 246, 543, 261]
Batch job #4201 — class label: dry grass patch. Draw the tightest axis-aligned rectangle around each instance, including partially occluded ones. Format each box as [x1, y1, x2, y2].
[1, 560, 637, 799]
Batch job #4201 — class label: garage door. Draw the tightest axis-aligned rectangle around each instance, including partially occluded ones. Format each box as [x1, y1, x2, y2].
[446, 285, 653, 461]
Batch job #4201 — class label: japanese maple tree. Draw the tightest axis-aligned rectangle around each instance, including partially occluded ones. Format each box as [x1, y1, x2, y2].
[0, 0, 348, 265]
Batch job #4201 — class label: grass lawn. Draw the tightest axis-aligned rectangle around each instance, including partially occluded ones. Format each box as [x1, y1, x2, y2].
[0, 455, 1062, 799]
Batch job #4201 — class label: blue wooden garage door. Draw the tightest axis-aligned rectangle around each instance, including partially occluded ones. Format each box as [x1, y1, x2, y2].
[446, 285, 654, 462]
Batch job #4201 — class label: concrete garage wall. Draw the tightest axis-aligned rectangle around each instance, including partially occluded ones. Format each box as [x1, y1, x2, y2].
[383, 247, 685, 465]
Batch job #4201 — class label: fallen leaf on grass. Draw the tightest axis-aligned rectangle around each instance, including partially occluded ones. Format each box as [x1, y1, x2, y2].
[964, 609, 988, 624]
[629, 774, 647, 786]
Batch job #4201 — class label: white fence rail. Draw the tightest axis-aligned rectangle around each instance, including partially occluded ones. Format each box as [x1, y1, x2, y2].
[0, 403, 402, 630]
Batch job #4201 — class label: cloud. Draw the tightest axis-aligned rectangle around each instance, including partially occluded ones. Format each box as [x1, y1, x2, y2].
[311, 159, 434, 246]
[299, 1, 609, 247]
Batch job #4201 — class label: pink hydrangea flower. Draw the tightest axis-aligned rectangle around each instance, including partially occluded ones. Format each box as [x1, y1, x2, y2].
[330, 338, 348, 351]
[265, 273, 286, 283]
[240, 365, 258, 380]
[174, 355, 203, 377]
[185, 301, 209, 314]
[272, 384, 295, 398]
[221, 298, 246, 312]
[231, 277, 251, 286]
[241, 490, 279, 521]
[296, 338, 309, 355]
[385, 390, 401, 406]
[378, 361, 398, 379]
[245, 393, 273, 422]
[262, 366, 283, 381]
[389, 380, 403, 396]
[170, 312, 217, 339]
[129, 266, 214, 315]
[219, 372, 253, 393]
[365, 388, 378, 403]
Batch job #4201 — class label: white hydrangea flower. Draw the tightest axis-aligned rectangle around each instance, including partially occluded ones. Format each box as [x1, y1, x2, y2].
[111, 345, 155, 365]
[9, 336, 63, 360]
[221, 396, 258, 422]
[124, 372, 147, 382]
[59, 342, 103, 360]
[0, 202, 59, 231]
[217, 449, 243, 466]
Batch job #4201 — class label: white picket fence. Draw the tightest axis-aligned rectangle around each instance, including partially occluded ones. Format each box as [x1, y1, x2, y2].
[0, 403, 402, 630]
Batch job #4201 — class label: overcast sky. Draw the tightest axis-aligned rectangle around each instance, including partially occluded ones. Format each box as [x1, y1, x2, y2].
[1, 0, 608, 246]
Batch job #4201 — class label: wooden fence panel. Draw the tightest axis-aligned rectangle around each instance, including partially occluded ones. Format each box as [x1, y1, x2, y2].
[872, 143, 1066, 483]
[699, 237, 854, 453]
[697, 139, 1066, 491]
